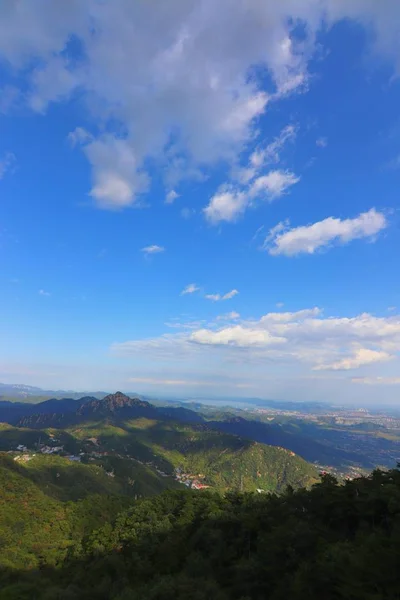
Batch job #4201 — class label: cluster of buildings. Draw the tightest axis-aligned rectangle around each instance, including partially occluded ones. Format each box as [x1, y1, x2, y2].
[14, 453, 35, 463]
[40, 445, 64, 455]
[174, 468, 210, 490]
[11, 441, 82, 463]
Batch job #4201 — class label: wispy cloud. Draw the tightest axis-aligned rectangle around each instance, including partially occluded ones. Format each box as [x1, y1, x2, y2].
[141, 245, 165, 256]
[205, 289, 239, 301]
[0, 152, 16, 179]
[265, 209, 387, 256]
[181, 207, 195, 219]
[252, 124, 297, 166]
[216, 311, 240, 321]
[68, 127, 93, 147]
[38, 289, 51, 296]
[204, 123, 300, 224]
[352, 377, 400, 385]
[165, 190, 180, 204]
[181, 283, 200, 295]
[316, 136, 328, 148]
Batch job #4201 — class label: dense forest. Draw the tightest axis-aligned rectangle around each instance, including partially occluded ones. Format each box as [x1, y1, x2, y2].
[1, 462, 400, 599]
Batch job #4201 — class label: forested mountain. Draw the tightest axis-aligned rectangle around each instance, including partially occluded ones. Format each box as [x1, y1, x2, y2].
[0, 392, 203, 428]
[207, 416, 365, 467]
[0, 392, 317, 494]
[1, 465, 400, 599]
[1, 391, 400, 598]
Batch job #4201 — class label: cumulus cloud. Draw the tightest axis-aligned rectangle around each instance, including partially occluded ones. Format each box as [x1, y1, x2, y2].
[205, 289, 239, 301]
[204, 188, 248, 224]
[86, 137, 149, 209]
[181, 283, 200, 295]
[191, 325, 286, 347]
[112, 309, 400, 379]
[1, 1, 399, 209]
[314, 348, 392, 371]
[265, 208, 387, 256]
[141, 244, 165, 256]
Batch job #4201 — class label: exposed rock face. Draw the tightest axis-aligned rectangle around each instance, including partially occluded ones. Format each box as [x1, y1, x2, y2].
[77, 392, 153, 417]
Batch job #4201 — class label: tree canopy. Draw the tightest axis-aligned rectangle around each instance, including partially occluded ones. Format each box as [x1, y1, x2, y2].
[1, 464, 400, 599]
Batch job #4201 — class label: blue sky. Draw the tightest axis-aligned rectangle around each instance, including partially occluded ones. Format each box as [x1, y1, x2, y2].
[1, 1, 400, 403]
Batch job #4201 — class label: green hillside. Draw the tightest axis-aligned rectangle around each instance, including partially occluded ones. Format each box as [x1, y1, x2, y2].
[0, 414, 318, 496]
[1, 466, 400, 599]
[0, 449, 183, 571]
[66, 417, 318, 492]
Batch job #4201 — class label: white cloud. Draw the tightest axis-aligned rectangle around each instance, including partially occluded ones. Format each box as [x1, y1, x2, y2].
[249, 170, 300, 199]
[165, 190, 180, 204]
[0, 152, 16, 179]
[205, 289, 239, 301]
[204, 187, 247, 224]
[204, 168, 299, 224]
[316, 136, 328, 148]
[314, 348, 392, 371]
[181, 283, 200, 295]
[112, 309, 400, 376]
[68, 127, 93, 147]
[191, 325, 286, 347]
[141, 245, 165, 256]
[260, 307, 322, 323]
[217, 311, 240, 321]
[86, 137, 149, 209]
[38, 289, 50, 296]
[205, 120, 300, 224]
[266, 208, 387, 256]
[3, 2, 398, 209]
[222, 289, 239, 300]
[165, 319, 206, 330]
[249, 124, 297, 172]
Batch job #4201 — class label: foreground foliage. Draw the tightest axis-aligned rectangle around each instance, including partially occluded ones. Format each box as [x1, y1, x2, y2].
[1, 465, 400, 599]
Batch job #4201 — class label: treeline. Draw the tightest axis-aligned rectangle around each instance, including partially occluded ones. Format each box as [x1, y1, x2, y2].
[1, 466, 400, 599]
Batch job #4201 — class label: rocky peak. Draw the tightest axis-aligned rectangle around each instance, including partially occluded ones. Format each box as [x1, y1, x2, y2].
[77, 391, 150, 416]
[102, 391, 133, 409]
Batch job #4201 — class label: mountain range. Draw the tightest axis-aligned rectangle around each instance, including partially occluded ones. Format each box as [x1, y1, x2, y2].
[0, 391, 318, 494]
[1, 390, 392, 471]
